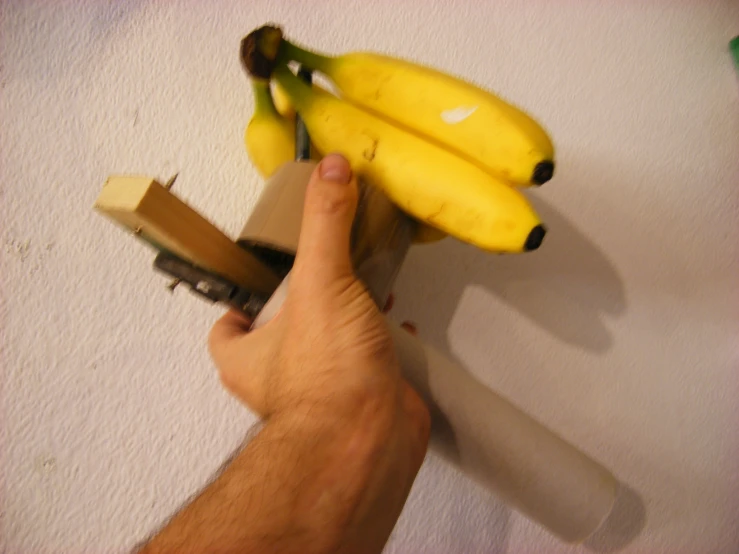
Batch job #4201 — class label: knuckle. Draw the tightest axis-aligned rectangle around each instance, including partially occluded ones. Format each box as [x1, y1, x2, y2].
[207, 325, 229, 365]
[217, 365, 235, 391]
[207, 325, 220, 355]
[217, 365, 242, 396]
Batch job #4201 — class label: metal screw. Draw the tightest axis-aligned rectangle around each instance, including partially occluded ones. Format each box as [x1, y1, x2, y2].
[164, 173, 179, 191]
[195, 280, 211, 294]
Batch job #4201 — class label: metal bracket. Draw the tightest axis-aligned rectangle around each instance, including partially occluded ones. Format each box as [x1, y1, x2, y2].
[153, 251, 267, 318]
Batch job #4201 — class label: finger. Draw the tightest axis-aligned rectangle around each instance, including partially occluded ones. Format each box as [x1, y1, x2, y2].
[208, 311, 275, 414]
[210, 308, 253, 339]
[401, 321, 418, 336]
[292, 153, 358, 287]
[382, 293, 395, 314]
[208, 308, 254, 373]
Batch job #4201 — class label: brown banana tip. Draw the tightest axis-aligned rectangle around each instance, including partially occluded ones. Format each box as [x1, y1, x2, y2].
[257, 24, 284, 60]
[531, 160, 555, 185]
[239, 25, 283, 79]
[524, 224, 547, 252]
[240, 33, 272, 79]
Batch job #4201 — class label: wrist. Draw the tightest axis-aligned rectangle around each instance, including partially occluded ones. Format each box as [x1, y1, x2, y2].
[230, 401, 389, 553]
[271, 357, 401, 432]
[269, 382, 397, 452]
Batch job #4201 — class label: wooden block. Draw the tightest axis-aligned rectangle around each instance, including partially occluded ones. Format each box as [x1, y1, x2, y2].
[94, 175, 280, 295]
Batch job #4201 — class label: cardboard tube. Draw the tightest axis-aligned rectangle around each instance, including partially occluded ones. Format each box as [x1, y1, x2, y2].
[387, 322, 618, 543]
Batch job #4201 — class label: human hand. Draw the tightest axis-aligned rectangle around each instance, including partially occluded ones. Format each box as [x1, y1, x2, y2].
[209, 152, 426, 425]
[208, 153, 430, 553]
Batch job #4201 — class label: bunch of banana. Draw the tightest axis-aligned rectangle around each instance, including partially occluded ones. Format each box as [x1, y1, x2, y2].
[244, 63, 445, 243]
[241, 25, 553, 253]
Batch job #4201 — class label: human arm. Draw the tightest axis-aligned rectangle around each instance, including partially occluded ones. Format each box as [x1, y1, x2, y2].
[138, 405, 420, 554]
[136, 153, 430, 554]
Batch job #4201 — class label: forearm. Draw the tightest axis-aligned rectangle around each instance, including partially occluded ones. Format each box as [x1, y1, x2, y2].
[138, 404, 388, 554]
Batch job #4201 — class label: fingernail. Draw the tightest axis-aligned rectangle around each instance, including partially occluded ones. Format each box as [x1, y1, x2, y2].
[401, 322, 418, 336]
[382, 294, 395, 313]
[319, 153, 352, 184]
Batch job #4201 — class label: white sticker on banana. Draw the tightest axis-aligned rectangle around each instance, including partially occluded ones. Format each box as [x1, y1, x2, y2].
[440, 106, 478, 124]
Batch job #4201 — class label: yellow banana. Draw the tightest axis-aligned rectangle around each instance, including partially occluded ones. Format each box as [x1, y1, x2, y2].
[245, 80, 296, 177]
[268, 29, 555, 187]
[243, 32, 446, 245]
[251, 74, 446, 244]
[273, 65, 545, 253]
[271, 80, 295, 119]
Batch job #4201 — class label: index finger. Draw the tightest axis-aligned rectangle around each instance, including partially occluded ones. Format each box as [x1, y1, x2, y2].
[210, 308, 253, 343]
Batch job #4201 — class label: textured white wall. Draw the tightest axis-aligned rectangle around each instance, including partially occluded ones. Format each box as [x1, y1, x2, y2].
[2, 1, 738, 552]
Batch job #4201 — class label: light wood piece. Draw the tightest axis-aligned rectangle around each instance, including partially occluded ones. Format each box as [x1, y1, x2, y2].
[94, 175, 280, 295]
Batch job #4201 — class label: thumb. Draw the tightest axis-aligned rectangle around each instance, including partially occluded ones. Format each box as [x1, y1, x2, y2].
[292, 153, 358, 286]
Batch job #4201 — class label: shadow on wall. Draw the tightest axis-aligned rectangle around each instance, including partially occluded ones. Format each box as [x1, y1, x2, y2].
[2, 0, 150, 84]
[393, 196, 646, 551]
[585, 484, 647, 552]
[402, 195, 627, 354]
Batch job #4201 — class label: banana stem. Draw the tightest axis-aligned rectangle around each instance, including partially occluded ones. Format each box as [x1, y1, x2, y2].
[295, 68, 312, 161]
[273, 65, 314, 111]
[277, 40, 334, 73]
[251, 80, 279, 116]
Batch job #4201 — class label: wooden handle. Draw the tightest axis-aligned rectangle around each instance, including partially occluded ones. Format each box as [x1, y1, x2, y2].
[94, 175, 280, 295]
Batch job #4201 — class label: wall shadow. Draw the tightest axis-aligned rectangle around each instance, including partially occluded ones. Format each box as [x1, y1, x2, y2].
[585, 484, 647, 552]
[397, 195, 627, 355]
[388, 196, 644, 551]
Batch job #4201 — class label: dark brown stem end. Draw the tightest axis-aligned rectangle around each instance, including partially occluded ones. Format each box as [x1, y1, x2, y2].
[240, 24, 283, 79]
